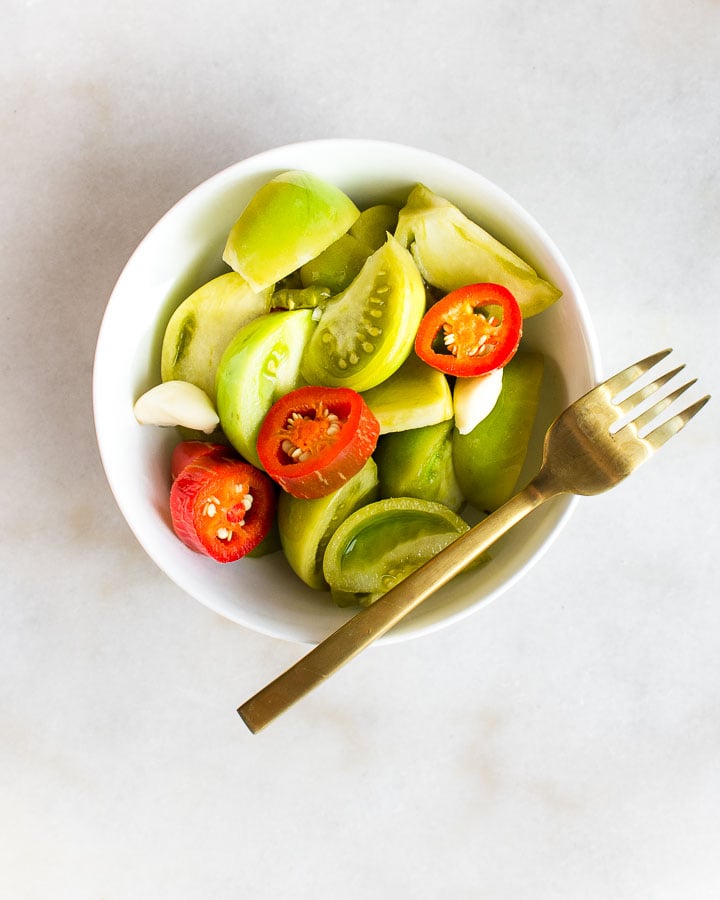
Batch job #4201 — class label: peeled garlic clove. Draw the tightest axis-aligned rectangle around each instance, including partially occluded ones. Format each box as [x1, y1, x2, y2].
[453, 367, 503, 435]
[133, 380, 220, 434]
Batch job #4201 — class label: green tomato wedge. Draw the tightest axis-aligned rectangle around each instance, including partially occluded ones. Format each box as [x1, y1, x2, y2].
[246, 517, 282, 557]
[395, 184, 562, 318]
[222, 171, 360, 292]
[323, 497, 469, 607]
[360, 352, 452, 434]
[301, 234, 426, 392]
[215, 309, 315, 469]
[349, 204, 400, 250]
[161, 272, 270, 402]
[453, 351, 544, 513]
[374, 419, 464, 513]
[277, 458, 379, 591]
[299, 233, 373, 295]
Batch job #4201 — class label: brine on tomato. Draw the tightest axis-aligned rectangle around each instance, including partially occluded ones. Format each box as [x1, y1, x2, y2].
[256, 386, 380, 499]
[415, 282, 523, 377]
[170, 449, 276, 562]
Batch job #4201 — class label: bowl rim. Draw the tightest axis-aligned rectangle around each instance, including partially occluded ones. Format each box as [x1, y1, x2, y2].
[93, 138, 602, 645]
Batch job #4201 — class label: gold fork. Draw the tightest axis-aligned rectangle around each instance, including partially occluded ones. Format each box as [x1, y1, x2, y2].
[238, 349, 709, 733]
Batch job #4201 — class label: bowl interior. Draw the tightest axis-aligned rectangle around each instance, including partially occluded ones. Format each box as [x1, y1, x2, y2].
[93, 139, 601, 645]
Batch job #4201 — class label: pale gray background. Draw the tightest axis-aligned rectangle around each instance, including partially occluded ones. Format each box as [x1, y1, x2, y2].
[2, 1, 719, 898]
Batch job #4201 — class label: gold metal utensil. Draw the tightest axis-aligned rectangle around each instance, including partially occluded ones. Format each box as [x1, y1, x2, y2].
[238, 349, 709, 733]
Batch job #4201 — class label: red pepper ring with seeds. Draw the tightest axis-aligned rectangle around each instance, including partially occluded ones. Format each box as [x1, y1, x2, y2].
[257, 385, 380, 499]
[415, 282, 523, 377]
[170, 450, 276, 562]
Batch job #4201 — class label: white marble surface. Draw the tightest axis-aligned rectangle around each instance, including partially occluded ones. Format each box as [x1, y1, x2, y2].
[2, 1, 719, 897]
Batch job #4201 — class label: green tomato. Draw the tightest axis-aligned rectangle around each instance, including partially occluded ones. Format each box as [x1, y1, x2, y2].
[360, 352, 452, 433]
[161, 272, 270, 402]
[323, 497, 469, 607]
[374, 419, 464, 513]
[395, 184, 561, 317]
[349, 204, 400, 250]
[299, 233, 373, 294]
[215, 309, 315, 468]
[301, 234, 426, 392]
[222, 171, 360, 292]
[452, 351, 545, 512]
[246, 516, 282, 557]
[277, 458, 379, 590]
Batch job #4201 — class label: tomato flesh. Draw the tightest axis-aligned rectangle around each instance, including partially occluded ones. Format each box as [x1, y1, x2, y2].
[277, 458, 380, 590]
[415, 283, 522, 377]
[257, 385, 380, 499]
[322, 497, 469, 606]
[170, 451, 276, 562]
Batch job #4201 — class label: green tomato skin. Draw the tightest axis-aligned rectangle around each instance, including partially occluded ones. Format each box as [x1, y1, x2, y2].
[349, 204, 400, 250]
[246, 515, 282, 557]
[395, 184, 561, 318]
[299, 233, 373, 295]
[323, 497, 469, 607]
[277, 459, 379, 591]
[222, 170, 360, 292]
[374, 419, 464, 513]
[215, 309, 315, 469]
[452, 352, 544, 513]
[161, 272, 270, 402]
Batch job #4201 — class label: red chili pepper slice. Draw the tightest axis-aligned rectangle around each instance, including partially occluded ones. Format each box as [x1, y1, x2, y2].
[415, 283, 523, 377]
[170, 450, 276, 562]
[170, 440, 227, 480]
[256, 385, 380, 499]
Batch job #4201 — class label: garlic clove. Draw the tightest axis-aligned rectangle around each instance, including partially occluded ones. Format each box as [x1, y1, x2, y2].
[453, 368, 503, 435]
[133, 380, 220, 434]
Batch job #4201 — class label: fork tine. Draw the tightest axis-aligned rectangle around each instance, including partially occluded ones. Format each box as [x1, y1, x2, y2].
[616, 365, 686, 417]
[642, 395, 711, 452]
[602, 348, 673, 399]
[624, 378, 697, 433]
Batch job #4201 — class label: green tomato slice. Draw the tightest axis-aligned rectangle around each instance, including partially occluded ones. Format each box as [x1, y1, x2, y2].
[374, 419, 464, 513]
[301, 234, 426, 392]
[395, 184, 562, 317]
[215, 309, 315, 469]
[348, 204, 400, 250]
[277, 458, 379, 590]
[360, 352, 452, 433]
[299, 233, 373, 295]
[323, 497, 469, 607]
[161, 272, 270, 402]
[452, 351, 544, 512]
[223, 171, 360, 292]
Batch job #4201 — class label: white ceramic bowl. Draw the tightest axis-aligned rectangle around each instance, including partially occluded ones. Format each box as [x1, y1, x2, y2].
[93, 139, 601, 645]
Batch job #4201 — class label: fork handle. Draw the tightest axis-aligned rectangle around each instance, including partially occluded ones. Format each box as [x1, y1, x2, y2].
[238, 475, 558, 733]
